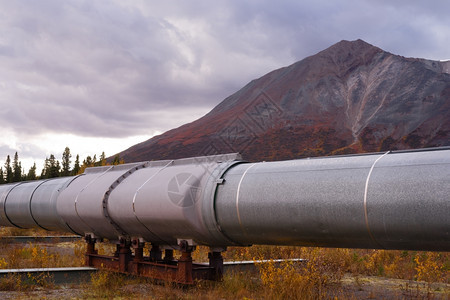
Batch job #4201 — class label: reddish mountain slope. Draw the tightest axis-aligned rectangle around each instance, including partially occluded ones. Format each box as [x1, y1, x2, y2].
[118, 39, 450, 162]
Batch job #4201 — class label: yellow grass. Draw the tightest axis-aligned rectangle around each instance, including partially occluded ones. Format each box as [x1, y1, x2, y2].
[0, 228, 448, 298]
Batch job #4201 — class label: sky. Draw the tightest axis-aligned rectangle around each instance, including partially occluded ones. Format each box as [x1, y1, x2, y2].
[1, 0, 449, 174]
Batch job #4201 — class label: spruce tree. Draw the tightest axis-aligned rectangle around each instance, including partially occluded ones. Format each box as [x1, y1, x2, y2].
[27, 163, 37, 181]
[41, 157, 50, 179]
[84, 156, 93, 167]
[12, 152, 22, 182]
[4, 155, 13, 183]
[0, 167, 4, 184]
[61, 147, 72, 177]
[72, 154, 80, 175]
[48, 154, 60, 178]
[112, 155, 121, 165]
[99, 152, 106, 166]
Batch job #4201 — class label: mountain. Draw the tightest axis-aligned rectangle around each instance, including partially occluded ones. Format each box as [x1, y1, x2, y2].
[117, 39, 450, 162]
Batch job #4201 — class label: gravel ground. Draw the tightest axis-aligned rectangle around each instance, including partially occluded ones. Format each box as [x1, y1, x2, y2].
[0, 275, 448, 299]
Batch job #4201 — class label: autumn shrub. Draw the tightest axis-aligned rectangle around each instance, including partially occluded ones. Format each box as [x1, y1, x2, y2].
[0, 237, 447, 298]
[345, 249, 449, 283]
[0, 272, 54, 291]
[0, 274, 24, 291]
[83, 270, 126, 298]
[212, 271, 259, 299]
[414, 252, 448, 283]
[0, 258, 7, 269]
[26, 271, 55, 289]
[3, 243, 57, 269]
[0, 240, 85, 270]
[257, 247, 347, 299]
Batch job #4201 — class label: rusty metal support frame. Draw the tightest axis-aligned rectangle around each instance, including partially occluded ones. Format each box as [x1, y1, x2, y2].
[84, 236, 224, 284]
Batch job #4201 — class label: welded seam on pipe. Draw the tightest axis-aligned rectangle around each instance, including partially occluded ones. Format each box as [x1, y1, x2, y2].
[74, 166, 113, 233]
[236, 163, 257, 233]
[132, 160, 174, 245]
[132, 160, 173, 213]
[1, 183, 24, 228]
[29, 179, 51, 230]
[102, 163, 148, 237]
[364, 151, 389, 247]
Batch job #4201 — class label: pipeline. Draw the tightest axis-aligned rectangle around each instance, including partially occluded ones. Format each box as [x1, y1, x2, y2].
[0, 148, 449, 252]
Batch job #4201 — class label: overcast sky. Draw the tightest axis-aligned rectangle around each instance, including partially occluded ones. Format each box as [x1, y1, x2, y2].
[1, 0, 449, 174]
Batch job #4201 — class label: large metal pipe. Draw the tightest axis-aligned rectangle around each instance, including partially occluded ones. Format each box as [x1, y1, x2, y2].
[0, 148, 448, 251]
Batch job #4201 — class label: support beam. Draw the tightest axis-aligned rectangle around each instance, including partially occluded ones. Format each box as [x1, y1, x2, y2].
[84, 238, 224, 284]
[208, 251, 224, 281]
[150, 244, 162, 262]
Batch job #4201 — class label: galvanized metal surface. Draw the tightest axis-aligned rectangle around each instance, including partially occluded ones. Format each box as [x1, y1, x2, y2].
[30, 177, 76, 231]
[0, 183, 23, 227]
[0, 149, 448, 251]
[0, 177, 74, 231]
[215, 149, 450, 251]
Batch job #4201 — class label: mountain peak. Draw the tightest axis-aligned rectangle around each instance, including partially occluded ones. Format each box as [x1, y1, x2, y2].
[320, 39, 381, 54]
[310, 39, 384, 70]
[334, 39, 375, 47]
[117, 40, 450, 163]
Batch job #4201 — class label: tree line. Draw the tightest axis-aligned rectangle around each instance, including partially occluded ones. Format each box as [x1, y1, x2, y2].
[0, 147, 125, 184]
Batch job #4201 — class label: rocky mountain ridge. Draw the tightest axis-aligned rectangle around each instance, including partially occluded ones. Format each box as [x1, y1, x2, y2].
[117, 39, 450, 162]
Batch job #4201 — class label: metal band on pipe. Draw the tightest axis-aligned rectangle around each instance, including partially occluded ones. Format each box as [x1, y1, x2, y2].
[102, 163, 148, 237]
[1, 183, 24, 228]
[132, 160, 174, 245]
[29, 179, 51, 230]
[363, 151, 389, 247]
[236, 163, 257, 235]
[74, 166, 113, 233]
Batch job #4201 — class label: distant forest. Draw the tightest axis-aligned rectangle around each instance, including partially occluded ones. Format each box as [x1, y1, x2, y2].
[0, 147, 124, 184]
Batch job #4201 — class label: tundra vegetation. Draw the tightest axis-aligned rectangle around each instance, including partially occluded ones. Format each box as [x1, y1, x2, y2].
[0, 227, 448, 299]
